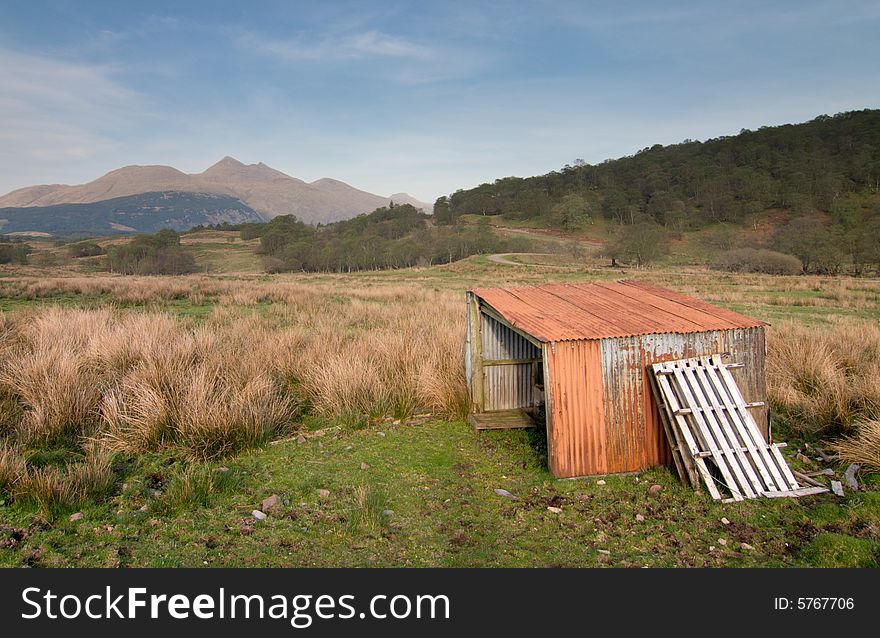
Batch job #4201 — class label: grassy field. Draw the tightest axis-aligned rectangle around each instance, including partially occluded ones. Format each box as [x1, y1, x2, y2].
[1, 238, 879, 568]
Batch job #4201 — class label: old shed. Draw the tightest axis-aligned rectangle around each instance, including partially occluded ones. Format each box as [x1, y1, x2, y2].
[466, 281, 769, 479]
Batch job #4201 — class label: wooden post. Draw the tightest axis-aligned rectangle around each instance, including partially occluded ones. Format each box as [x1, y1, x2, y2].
[467, 292, 484, 412]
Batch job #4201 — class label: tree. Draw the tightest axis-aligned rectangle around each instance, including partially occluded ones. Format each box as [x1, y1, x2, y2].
[604, 222, 670, 267]
[551, 194, 592, 231]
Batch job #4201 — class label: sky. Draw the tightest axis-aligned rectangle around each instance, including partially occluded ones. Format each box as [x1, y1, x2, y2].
[1, 1, 879, 202]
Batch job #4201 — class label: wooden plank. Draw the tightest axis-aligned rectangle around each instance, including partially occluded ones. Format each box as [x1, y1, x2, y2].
[468, 294, 485, 412]
[673, 402, 764, 415]
[687, 360, 762, 498]
[647, 366, 692, 487]
[699, 355, 784, 492]
[654, 364, 722, 500]
[482, 358, 542, 366]
[669, 363, 744, 500]
[762, 486, 829, 498]
[470, 410, 536, 430]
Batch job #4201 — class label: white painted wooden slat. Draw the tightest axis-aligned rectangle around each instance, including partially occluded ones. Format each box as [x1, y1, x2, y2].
[653, 364, 722, 500]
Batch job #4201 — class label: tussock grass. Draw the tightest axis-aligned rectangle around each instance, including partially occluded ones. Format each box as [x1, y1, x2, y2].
[9, 446, 116, 516]
[832, 419, 880, 472]
[767, 319, 880, 436]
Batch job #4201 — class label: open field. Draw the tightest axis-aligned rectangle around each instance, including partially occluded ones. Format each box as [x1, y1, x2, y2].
[1, 252, 879, 567]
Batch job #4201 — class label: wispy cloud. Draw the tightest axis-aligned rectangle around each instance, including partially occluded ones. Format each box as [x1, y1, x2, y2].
[0, 47, 150, 186]
[236, 29, 431, 62]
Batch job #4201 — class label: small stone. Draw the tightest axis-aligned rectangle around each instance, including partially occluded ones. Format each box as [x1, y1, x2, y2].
[261, 494, 280, 513]
[252, 510, 267, 520]
[297, 434, 307, 444]
[597, 549, 611, 555]
[138, 504, 149, 512]
[648, 484, 663, 495]
[709, 545, 716, 552]
[494, 488, 517, 500]
[740, 542, 755, 551]
[547, 506, 563, 513]
[216, 467, 229, 473]
[382, 509, 394, 517]
[392, 420, 401, 425]
[360, 462, 370, 470]
[149, 489, 162, 498]
[721, 517, 730, 525]
[377, 431, 386, 437]
[345, 445, 353, 450]
[635, 514, 645, 522]
[596, 479, 606, 485]
[831, 480, 844, 497]
[820, 468, 835, 476]
[844, 464, 861, 491]
[718, 538, 727, 546]
[69, 512, 83, 522]
[148, 519, 161, 527]
[317, 489, 331, 499]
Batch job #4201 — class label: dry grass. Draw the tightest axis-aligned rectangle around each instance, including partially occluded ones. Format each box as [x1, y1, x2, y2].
[767, 319, 880, 435]
[0, 282, 468, 463]
[832, 419, 880, 472]
[2, 444, 116, 515]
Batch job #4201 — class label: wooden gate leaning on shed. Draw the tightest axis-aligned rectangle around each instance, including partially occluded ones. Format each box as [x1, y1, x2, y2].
[649, 354, 828, 502]
[466, 281, 772, 479]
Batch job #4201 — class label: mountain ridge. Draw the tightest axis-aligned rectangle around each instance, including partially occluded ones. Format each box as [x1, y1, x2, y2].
[0, 157, 431, 226]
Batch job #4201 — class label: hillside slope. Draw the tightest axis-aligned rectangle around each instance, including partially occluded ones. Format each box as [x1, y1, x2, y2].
[0, 191, 262, 236]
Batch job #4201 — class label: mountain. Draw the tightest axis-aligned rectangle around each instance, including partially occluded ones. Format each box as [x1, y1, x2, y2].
[0, 157, 431, 226]
[0, 192, 262, 237]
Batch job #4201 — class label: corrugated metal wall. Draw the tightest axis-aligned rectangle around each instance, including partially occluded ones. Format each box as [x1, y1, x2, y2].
[544, 327, 767, 478]
[543, 339, 607, 477]
[480, 313, 542, 411]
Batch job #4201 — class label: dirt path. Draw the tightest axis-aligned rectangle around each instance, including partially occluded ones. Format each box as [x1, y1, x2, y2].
[487, 253, 560, 267]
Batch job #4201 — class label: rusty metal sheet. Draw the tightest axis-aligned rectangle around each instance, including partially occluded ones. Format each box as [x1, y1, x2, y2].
[471, 281, 766, 342]
[543, 339, 607, 478]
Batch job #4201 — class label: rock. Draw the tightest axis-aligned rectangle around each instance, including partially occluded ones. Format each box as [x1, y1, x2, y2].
[392, 420, 401, 425]
[251, 510, 267, 520]
[138, 504, 149, 512]
[709, 545, 716, 552]
[820, 468, 835, 476]
[547, 506, 563, 513]
[297, 434, 307, 444]
[635, 514, 645, 522]
[721, 517, 730, 525]
[795, 452, 813, 465]
[597, 549, 611, 555]
[360, 462, 370, 470]
[148, 489, 162, 498]
[317, 489, 331, 499]
[377, 432, 386, 437]
[596, 479, 606, 485]
[718, 538, 727, 546]
[382, 510, 394, 517]
[261, 494, 280, 513]
[493, 488, 517, 500]
[148, 519, 161, 527]
[831, 480, 844, 497]
[648, 484, 663, 495]
[216, 467, 229, 473]
[741, 542, 755, 551]
[844, 464, 861, 491]
[69, 512, 83, 522]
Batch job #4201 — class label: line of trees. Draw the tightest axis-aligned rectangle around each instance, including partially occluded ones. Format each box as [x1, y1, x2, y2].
[107, 229, 196, 275]
[244, 204, 532, 273]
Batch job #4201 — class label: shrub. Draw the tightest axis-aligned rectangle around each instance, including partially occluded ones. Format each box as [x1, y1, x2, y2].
[108, 229, 197, 275]
[0, 242, 29, 265]
[711, 248, 802, 275]
[67, 242, 105, 258]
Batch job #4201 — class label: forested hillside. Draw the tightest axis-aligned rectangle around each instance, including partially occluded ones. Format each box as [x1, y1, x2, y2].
[436, 109, 880, 273]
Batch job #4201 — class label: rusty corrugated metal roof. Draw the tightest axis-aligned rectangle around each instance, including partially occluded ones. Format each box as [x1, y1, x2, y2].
[470, 280, 766, 342]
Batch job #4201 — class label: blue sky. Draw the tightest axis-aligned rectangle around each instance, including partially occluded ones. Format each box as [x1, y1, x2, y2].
[1, 1, 879, 202]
